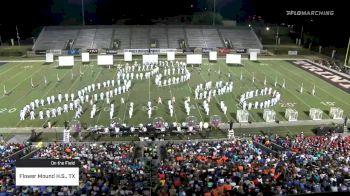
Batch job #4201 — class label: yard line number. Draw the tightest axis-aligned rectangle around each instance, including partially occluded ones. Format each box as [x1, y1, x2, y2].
[279, 102, 296, 108]
[0, 108, 17, 114]
[320, 101, 335, 106]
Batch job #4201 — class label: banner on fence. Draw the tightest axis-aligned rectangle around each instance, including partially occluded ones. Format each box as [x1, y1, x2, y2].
[87, 49, 98, 54]
[288, 51, 298, 55]
[106, 49, 118, 54]
[47, 49, 62, 55]
[236, 48, 247, 53]
[68, 48, 80, 55]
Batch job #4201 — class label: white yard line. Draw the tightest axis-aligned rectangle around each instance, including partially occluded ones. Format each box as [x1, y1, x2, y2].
[96, 100, 107, 123]
[168, 85, 179, 122]
[0, 60, 46, 63]
[38, 71, 71, 100]
[262, 62, 319, 109]
[198, 72, 229, 122]
[241, 63, 311, 122]
[88, 68, 106, 123]
[186, 82, 204, 122]
[241, 62, 310, 120]
[148, 77, 151, 101]
[0, 62, 22, 76]
[222, 63, 295, 134]
[41, 66, 103, 126]
[15, 69, 71, 126]
[223, 64, 259, 122]
[275, 61, 350, 108]
[7, 66, 45, 97]
[122, 90, 131, 124]
[1, 68, 26, 83]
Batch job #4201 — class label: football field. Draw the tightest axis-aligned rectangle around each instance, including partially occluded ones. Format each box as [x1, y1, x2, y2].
[0, 59, 349, 128]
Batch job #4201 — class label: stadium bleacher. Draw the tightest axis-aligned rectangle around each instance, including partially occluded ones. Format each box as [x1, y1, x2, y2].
[130, 26, 150, 49]
[2, 132, 350, 195]
[167, 26, 186, 49]
[202, 27, 225, 48]
[219, 28, 263, 49]
[33, 25, 262, 51]
[91, 28, 113, 49]
[185, 27, 206, 48]
[150, 26, 168, 48]
[113, 26, 131, 49]
[74, 28, 96, 49]
[34, 27, 79, 50]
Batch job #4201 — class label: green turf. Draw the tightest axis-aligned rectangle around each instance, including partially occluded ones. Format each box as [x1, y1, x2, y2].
[0, 59, 349, 129]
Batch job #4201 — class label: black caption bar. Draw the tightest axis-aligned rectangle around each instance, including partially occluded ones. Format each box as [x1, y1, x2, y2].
[16, 159, 80, 168]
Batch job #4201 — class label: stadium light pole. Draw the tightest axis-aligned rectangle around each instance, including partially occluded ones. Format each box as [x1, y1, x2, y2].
[299, 25, 303, 46]
[213, 0, 216, 25]
[274, 24, 279, 51]
[82, 0, 85, 26]
[31, 37, 36, 48]
[0, 24, 2, 46]
[344, 36, 350, 67]
[15, 25, 20, 46]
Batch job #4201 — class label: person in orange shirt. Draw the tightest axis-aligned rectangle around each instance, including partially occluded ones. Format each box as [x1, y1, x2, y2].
[238, 165, 244, 172]
[263, 168, 269, 175]
[223, 182, 232, 192]
[217, 159, 223, 164]
[204, 192, 211, 196]
[176, 156, 184, 161]
[211, 188, 219, 196]
[217, 184, 225, 195]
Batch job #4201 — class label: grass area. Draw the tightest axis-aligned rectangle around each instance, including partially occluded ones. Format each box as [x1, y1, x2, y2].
[0, 59, 349, 131]
[0, 45, 31, 56]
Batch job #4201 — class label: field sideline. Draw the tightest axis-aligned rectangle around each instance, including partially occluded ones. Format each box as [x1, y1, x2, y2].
[0, 59, 349, 128]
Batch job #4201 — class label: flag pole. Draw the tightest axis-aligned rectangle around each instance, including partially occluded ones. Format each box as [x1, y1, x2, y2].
[16, 25, 20, 46]
[344, 36, 350, 67]
[82, 0, 85, 26]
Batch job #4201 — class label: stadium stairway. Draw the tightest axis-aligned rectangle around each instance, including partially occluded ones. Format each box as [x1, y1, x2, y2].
[109, 28, 116, 48]
[253, 141, 279, 156]
[216, 27, 226, 47]
[182, 26, 189, 48]
[4, 145, 34, 161]
[141, 142, 160, 193]
[166, 27, 170, 48]
[73, 28, 81, 47]
[6, 134, 31, 144]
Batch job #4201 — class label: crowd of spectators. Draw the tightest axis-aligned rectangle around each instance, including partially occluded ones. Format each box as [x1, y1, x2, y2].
[314, 59, 350, 75]
[1, 133, 350, 195]
[1, 143, 148, 195]
[156, 134, 350, 195]
[0, 142, 26, 159]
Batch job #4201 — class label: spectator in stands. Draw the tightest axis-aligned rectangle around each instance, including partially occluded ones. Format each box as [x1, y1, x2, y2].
[5, 143, 147, 195]
[156, 133, 350, 195]
[1, 133, 350, 195]
[0, 143, 26, 159]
